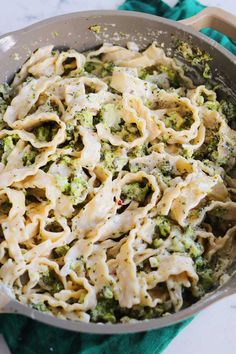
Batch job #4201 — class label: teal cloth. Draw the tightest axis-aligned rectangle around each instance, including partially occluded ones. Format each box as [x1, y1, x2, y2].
[0, 314, 192, 354]
[119, 0, 236, 55]
[0, 1, 235, 354]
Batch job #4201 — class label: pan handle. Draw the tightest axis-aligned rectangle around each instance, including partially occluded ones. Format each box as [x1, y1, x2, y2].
[180, 7, 236, 41]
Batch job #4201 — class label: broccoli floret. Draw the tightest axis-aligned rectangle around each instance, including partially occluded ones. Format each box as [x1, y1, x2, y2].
[84, 61, 97, 73]
[203, 63, 212, 79]
[101, 143, 128, 174]
[219, 100, 236, 123]
[22, 147, 37, 166]
[101, 62, 114, 77]
[164, 111, 184, 130]
[152, 238, 164, 248]
[128, 144, 148, 159]
[159, 64, 177, 83]
[121, 182, 149, 204]
[123, 302, 172, 320]
[3, 136, 14, 154]
[41, 270, 64, 294]
[205, 101, 220, 111]
[70, 259, 84, 276]
[89, 25, 101, 34]
[1, 135, 19, 163]
[170, 237, 185, 252]
[33, 123, 58, 142]
[164, 111, 193, 131]
[31, 302, 48, 312]
[155, 215, 171, 238]
[75, 110, 94, 128]
[0, 83, 11, 127]
[159, 159, 172, 176]
[54, 245, 70, 258]
[100, 285, 113, 299]
[70, 176, 88, 204]
[138, 68, 149, 80]
[55, 169, 88, 205]
[182, 227, 204, 258]
[0, 83, 11, 101]
[60, 155, 72, 165]
[90, 296, 117, 323]
[198, 268, 214, 292]
[55, 175, 70, 193]
[176, 41, 212, 65]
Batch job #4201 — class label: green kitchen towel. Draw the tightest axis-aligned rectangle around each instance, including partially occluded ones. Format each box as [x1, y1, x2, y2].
[119, 0, 236, 55]
[0, 314, 192, 354]
[0, 1, 235, 354]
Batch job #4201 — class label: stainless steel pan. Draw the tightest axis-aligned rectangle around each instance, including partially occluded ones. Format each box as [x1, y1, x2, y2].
[0, 7, 236, 334]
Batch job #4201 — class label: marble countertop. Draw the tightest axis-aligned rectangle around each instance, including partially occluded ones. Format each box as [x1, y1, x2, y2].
[0, 1, 236, 354]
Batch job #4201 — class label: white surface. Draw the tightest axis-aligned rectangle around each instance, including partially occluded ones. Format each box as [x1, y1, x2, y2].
[0, 1, 235, 354]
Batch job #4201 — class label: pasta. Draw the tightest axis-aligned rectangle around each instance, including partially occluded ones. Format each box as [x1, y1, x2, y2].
[0, 41, 235, 324]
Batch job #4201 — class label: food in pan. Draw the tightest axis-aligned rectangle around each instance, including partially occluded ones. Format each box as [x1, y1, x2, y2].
[0, 42, 235, 323]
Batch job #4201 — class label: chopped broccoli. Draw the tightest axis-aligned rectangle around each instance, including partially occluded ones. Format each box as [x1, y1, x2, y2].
[100, 285, 113, 299]
[54, 245, 70, 258]
[89, 25, 101, 34]
[164, 111, 193, 131]
[159, 64, 177, 83]
[0, 83, 11, 101]
[176, 40, 212, 66]
[182, 227, 204, 258]
[203, 63, 212, 79]
[138, 68, 149, 80]
[101, 143, 128, 174]
[33, 122, 58, 142]
[55, 168, 88, 205]
[0, 83, 11, 128]
[155, 215, 171, 238]
[84, 62, 96, 73]
[198, 268, 214, 292]
[152, 238, 164, 248]
[31, 302, 48, 312]
[184, 226, 194, 238]
[55, 175, 70, 193]
[123, 302, 172, 320]
[70, 176, 88, 204]
[159, 159, 172, 176]
[90, 296, 117, 323]
[205, 101, 220, 111]
[60, 155, 72, 165]
[164, 111, 184, 130]
[219, 100, 236, 123]
[22, 147, 37, 166]
[128, 144, 148, 159]
[84, 61, 102, 74]
[75, 110, 94, 128]
[70, 259, 84, 276]
[170, 237, 185, 253]
[3, 136, 14, 153]
[1, 135, 19, 164]
[41, 270, 64, 294]
[101, 62, 114, 77]
[121, 182, 149, 204]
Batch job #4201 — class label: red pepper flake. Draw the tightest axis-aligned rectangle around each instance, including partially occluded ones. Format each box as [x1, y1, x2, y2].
[117, 199, 124, 206]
